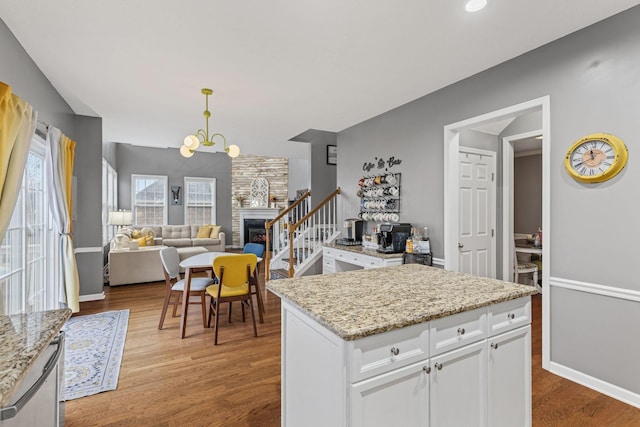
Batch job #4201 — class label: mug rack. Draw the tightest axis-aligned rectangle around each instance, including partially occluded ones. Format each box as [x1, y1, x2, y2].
[357, 172, 401, 222]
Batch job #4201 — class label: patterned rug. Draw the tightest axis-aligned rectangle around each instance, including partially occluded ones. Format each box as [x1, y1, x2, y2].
[62, 309, 129, 400]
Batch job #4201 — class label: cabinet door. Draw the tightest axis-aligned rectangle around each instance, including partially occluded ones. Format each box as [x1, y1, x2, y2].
[351, 361, 429, 427]
[488, 325, 531, 427]
[430, 340, 487, 427]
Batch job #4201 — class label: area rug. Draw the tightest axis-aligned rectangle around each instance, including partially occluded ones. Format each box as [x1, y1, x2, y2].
[62, 309, 129, 400]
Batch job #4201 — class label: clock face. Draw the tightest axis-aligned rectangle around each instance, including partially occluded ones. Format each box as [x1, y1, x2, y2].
[564, 133, 628, 183]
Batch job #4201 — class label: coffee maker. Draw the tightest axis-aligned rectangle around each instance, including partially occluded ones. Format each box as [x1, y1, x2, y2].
[376, 223, 412, 253]
[343, 218, 364, 242]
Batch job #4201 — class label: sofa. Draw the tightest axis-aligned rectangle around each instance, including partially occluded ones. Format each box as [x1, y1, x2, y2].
[108, 224, 225, 286]
[112, 224, 225, 252]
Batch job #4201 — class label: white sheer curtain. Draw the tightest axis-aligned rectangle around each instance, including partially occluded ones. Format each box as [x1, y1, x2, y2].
[45, 126, 80, 312]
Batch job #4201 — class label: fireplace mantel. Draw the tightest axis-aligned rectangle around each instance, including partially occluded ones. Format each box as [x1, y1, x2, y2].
[239, 208, 280, 247]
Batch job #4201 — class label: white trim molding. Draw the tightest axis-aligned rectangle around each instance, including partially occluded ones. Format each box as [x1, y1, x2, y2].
[79, 292, 105, 302]
[550, 276, 640, 302]
[74, 247, 103, 254]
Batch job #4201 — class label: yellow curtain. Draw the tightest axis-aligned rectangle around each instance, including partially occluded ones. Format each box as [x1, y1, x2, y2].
[46, 127, 80, 312]
[0, 82, 37, 242]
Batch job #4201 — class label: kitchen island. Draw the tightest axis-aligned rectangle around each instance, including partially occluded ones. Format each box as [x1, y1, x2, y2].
[0, 309, 71, 425]
[267, 264, 538, 427]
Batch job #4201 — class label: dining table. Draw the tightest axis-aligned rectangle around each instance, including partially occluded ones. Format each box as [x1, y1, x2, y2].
[178, 251, 264, 339]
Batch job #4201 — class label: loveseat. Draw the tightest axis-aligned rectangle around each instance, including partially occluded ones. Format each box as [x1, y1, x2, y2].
[108, 224, 225, 286]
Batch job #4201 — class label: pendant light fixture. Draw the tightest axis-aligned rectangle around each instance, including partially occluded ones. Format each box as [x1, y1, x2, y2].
[180, 88, 240, 158]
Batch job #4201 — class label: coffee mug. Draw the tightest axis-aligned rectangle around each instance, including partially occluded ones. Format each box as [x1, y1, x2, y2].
[390, 213, 399, 222]
[386, 174, 396, 185]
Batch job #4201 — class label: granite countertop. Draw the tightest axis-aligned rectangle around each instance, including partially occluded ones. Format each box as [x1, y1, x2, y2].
[0, 309, 72, 406]
[323, 242, 404, 259]
[267, 264, 537, 341]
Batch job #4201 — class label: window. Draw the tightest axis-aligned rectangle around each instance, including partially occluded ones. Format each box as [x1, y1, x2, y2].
[132, 174, 167, 225]
[102, 159, 118, 244]
[184, 177, 216, 225]
[0, 136, 59, 315]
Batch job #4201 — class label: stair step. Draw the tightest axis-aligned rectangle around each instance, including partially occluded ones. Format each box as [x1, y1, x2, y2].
[270, 268, 290, 280]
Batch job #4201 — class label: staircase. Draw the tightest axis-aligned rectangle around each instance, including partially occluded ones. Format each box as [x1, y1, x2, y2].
[265, 188, 341, 280]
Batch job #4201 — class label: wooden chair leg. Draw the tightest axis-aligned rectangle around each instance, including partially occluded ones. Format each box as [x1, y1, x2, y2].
[228, 302, 233, 323]
[214, 298, 221, 345]
[248, 298, 258, 338]
[200, 292, 207, 328]
[172, 293, 181, 317]
[158, 290, 172, 330]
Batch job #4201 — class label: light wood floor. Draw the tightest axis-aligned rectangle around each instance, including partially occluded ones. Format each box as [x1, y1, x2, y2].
[66, 281, 640, 426]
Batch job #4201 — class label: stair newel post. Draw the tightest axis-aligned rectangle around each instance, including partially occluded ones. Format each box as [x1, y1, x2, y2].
[288, 225, 295, 278]
[264, 218, 271, 281]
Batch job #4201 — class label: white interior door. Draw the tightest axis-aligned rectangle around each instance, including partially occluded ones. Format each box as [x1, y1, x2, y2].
[458, 148, 496, 278]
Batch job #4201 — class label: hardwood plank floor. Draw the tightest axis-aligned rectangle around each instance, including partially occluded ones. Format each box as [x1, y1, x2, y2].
[66, 283, 640, 426]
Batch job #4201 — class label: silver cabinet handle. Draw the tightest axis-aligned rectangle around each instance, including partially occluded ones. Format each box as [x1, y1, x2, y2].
[390, 347, 400, 356]
[423, 366, 431, 374]
[434, 362, 443, 370]
[507, 313, 515, 320]
[457, 327, 465, 335]
[1, 332, 65, 420]
[491, 342, 499, 349]
[458, 243, 464, 249]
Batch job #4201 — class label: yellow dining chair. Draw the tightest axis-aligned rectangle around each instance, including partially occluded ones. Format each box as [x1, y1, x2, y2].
[158, 247, 214, 330]
[207, 254, 258, 345]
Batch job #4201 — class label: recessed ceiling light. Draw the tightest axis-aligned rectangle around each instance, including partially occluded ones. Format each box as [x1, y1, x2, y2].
[465, 0, 487, 12]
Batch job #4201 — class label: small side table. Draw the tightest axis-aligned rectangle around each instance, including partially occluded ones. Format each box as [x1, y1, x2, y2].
[403, 252, 433, 266]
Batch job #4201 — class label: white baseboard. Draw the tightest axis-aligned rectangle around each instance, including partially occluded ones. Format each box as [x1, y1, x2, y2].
[79, 292, 105, 302]
[548, 361, 640, 409]
[432, 257, 444, 268]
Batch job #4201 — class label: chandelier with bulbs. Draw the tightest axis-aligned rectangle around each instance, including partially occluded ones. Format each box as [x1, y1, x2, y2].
[180, 88, 240, 158]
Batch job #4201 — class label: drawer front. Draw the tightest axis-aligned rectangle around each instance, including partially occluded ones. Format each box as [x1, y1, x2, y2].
[350, 322, 429, 383]
[322, 257, 335, 274]
[323, 248, 335, 258]
[487, 297, 531, 337]
[430, 307, 486, 356]
[361, 255, 383, 269]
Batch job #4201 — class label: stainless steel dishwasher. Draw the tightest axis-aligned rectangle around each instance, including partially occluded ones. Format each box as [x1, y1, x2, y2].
[0, 332, 65, 427]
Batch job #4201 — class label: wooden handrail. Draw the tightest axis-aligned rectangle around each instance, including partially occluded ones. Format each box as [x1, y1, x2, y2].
[288, 187, 341, 277]
[292, 187, 341, 230]
[264, 191, 311, 281]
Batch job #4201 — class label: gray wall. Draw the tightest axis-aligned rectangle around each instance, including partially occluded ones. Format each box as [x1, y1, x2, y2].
[1, 18, 104, 299]
[292, 129, 337, 206]
[337, 5, 640, 402]
[115, 144, 233, 235]
[288, 158, 311, 200]
[514, 154, 542, 234]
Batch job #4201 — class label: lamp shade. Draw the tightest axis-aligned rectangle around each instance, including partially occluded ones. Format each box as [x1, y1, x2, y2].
[108, 210, 133, 226]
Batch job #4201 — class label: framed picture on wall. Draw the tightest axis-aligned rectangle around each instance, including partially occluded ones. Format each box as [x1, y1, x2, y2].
[327, 145, 337, 165]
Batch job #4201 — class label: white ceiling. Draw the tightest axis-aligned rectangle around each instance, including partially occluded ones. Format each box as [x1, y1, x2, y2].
[2, 1, 639, 158]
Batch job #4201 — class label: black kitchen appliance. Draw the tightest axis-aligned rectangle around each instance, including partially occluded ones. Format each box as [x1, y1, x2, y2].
[343, 218, 364, 242]
[376, 223, 412, 253]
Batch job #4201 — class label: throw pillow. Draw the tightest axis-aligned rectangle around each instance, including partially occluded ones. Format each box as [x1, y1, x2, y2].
[197, 225, 213, 238]
[209, 225, 222, 239]
[140, 227, 156, 246]
[136, 236, 147, 247]
[131, 229, 142, 239]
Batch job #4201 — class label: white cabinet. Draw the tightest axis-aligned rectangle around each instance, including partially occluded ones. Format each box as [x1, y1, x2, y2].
[350, 361, 429, 427]
[281, 296, 531, 426]
[430, 340, 487, 427]
[323, 246, 402, 274]
[488, 325, 532, 427]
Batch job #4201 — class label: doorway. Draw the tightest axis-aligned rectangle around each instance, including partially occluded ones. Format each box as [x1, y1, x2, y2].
[443, 95, 550, 367]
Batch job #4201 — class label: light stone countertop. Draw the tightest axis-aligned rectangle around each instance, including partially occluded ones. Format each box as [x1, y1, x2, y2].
[267, 264, 538, 341]
[0, 308, 71, 406]
[323, 242, 404, 259]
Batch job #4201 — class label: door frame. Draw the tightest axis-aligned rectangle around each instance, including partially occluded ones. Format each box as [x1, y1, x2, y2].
[458, 146, 497, 278]
[443, 95, 551, 367]
[501, 129, 543, 281]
